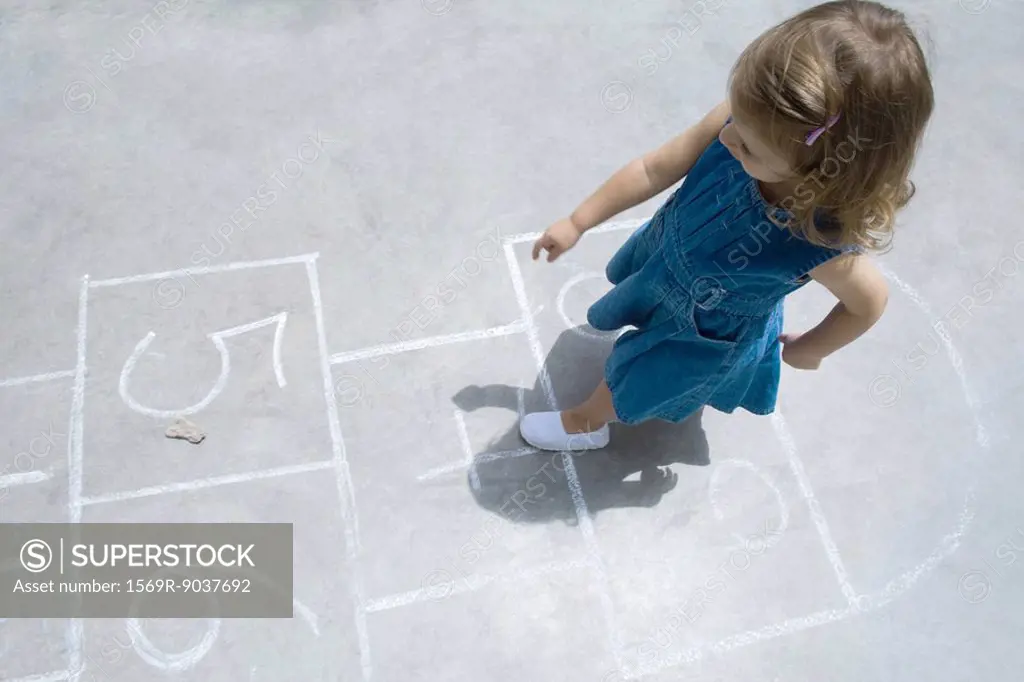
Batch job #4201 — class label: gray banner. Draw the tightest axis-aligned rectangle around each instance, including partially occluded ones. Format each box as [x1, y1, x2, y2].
[0, 523, 292, 617]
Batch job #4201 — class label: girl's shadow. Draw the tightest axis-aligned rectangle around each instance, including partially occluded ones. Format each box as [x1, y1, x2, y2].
[452, 324, 710, 526]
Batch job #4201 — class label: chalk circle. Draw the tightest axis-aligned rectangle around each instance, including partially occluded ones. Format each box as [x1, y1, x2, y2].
[958, 0, 990, 14]
[707, 459, 790, 544]
[125, 565, 221, 673]
[601, 668, 629, 682]
[125, 617, 221, 673]
[421, 0, 454, 15]
[556, 272, 619, 342]
[124, 560, 321, 674]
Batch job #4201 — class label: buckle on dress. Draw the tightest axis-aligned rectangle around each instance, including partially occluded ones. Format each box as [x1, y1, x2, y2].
[691, 277, 725, 311]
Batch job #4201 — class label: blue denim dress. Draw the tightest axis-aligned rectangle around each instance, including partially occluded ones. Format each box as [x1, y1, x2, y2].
[587, 137, 854, 425]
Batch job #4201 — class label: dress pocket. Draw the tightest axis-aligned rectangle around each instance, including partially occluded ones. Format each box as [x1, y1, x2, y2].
[688, 305, 745, 346]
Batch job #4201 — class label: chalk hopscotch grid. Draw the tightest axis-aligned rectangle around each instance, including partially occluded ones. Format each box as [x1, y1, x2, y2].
[497, 230, 984, 680]
[0, 221, 841, 681]
[504, 225, 858, 677]
[322, 235, 979, 681]
[0, 219, 985, 681]
[0, 228, 642, 680]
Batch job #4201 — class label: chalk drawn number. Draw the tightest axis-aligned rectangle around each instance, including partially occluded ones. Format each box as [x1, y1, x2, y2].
[119, 313, 289, 418]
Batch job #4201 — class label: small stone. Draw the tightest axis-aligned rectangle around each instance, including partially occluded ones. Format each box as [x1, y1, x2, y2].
[165, 418, 206, 444]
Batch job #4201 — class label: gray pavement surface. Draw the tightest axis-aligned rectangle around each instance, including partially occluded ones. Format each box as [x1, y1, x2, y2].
[2, 0, 1024, 680]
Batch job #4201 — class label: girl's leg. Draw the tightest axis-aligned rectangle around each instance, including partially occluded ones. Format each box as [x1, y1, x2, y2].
[561, 380, 618, 434]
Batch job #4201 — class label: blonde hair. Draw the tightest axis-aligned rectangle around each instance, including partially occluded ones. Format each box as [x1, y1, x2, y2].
[729, 0, 934, 251]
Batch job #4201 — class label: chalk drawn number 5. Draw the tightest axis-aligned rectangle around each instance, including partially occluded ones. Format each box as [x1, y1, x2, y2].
[119, 313, 288, 418]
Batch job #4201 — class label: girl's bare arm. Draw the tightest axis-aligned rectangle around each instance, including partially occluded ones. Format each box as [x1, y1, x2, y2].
[570, 101, 731, 232]
[798, 253, 889, 358]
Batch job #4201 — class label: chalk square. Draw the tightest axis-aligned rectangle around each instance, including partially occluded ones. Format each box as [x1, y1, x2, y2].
[506, 228, 640, 425]
[79, 264, 334, 499]
[0, 376, 73, 519]
[778, 280, 976, 596]
[591, 413, 850, 655]
[607, 486, 851, 658]
[318, 222, 518, 355]
[365, 568, 615, 682]
[509, 228, 626, 357]
[78, 469, 362, 681]
[332, 334, 589, 600]
[0, 619, 69, 681]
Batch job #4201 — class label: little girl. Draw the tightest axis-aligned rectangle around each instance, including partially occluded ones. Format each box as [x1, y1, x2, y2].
[521, 0, 933, 451]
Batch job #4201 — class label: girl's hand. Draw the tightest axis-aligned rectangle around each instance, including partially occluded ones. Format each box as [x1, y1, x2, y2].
[779, 332, 823, 370]
[532, 217, 584, 262]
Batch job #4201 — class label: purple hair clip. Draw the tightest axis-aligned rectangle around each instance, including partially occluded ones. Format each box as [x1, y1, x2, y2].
[804, 113, 841, 145]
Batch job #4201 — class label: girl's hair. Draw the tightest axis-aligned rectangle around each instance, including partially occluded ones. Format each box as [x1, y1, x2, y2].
[729, 0, 934, 251]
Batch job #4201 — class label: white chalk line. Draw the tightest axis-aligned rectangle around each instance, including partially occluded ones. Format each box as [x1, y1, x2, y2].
[88, 253, 319, 288]
[0, 369, 75, 388]
[503, 216, 648, 245]
[214, 312, 288, 388]
[66, 276, 88, 681]
[80, 461, 335, 506]
[328, 321, 527, 365]
[503, 244, 557, 403]
[452, 409, 481, 492]
[118, 312, 289, 419]
[417, 446, 539, 482]
[305, 260, 372, 682]
[0, 470, 53, 488]
[623, 264, 988, 679]
[771, 411, 858, 607]
[7, 671, 75, 682]
[418, 381, 536, 482]
[877, 264, 988, 447]
[628, 604, 856, 678]
[503, 241, 625, 669]
[364, 558, 591, 613]
[857, 497, 975, 612]
[293, 598, 321, 637]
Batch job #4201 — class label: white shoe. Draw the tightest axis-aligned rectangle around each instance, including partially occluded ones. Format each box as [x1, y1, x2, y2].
[519, 411, 610, 452]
